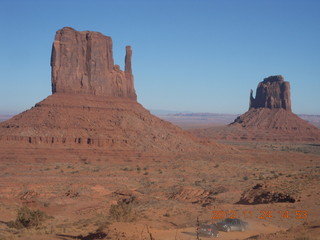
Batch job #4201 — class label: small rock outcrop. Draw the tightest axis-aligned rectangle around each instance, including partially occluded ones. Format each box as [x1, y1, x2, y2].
[249, 75, 291, 111]
[237, 183, 296, 205]
[51, 27, 136, 99]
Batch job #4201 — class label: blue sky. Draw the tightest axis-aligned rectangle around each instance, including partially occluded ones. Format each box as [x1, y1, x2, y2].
[0, 0, 319, 115]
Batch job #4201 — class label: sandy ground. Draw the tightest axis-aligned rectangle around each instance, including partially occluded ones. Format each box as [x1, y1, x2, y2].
[0, 140, 319, 239]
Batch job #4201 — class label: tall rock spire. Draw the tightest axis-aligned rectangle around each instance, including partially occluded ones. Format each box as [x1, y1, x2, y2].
[125, 45, 132, 74]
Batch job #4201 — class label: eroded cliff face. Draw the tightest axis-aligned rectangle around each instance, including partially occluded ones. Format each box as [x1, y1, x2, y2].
[51, 27, 137, 100]
[249, 75, 291, 111]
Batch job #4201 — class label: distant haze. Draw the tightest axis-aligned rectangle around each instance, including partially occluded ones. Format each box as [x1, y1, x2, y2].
[3, 111, 319, 129]
[154, 112, 320, 129]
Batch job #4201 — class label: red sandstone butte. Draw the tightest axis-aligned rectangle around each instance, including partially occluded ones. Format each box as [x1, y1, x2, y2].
[249, 75, 291, 111]
[0, 27, 225, 156]
[51, 27, 136, 99]
[192, 75, 320, 142]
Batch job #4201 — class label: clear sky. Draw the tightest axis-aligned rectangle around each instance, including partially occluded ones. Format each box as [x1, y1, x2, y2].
[0, 0, 319, 115]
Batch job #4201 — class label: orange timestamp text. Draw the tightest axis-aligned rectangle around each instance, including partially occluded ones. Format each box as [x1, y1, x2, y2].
[212, 210, 308, 220]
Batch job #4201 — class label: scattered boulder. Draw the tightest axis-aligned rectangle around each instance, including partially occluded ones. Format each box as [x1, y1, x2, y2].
[19, 190, 38, 201]
[64, 190, 80, 198]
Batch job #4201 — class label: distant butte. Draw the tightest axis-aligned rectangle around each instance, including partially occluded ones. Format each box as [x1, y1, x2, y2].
[192, 75, 320, 142]
[249, 75, 291, 111]
[0, 27, 224, 157]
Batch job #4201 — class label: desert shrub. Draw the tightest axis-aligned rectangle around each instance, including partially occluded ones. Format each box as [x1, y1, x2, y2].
[92, 167, 100, 172]
[295, 237, 311, 240]
[79, 230, 108, 240]
[243, 176, 249, 181]
[7, 206, 49, 229]
[109, 202, 136, 222]
[6, 220, 24, 229]
[163, 212, 170, 217]
[295, 236, 320, 240]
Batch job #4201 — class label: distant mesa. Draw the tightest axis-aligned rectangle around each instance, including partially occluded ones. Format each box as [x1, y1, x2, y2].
[232, 75, 300, 129]
[0, 27, 223, 157]
[51, 27, 136, 99]
[192, 75, 320, 142]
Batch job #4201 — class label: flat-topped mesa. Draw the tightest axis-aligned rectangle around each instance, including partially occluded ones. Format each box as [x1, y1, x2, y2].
[51, 27, 137, 100]
[249, 75, 291, 111]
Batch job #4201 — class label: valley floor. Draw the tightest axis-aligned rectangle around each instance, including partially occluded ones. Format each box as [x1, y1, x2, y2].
[0, 142, 319, 240]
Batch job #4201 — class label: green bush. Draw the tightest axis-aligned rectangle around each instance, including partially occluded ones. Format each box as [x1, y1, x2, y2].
[7, 206, 49, 229]
[109, 202, 136, 222]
